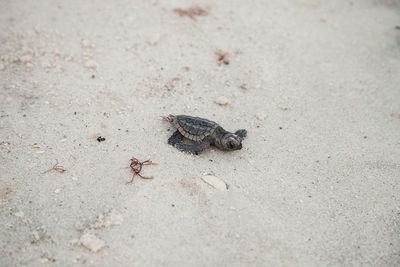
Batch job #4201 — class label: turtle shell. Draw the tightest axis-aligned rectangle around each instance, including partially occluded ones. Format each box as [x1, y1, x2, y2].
[172, 115, 218, 141]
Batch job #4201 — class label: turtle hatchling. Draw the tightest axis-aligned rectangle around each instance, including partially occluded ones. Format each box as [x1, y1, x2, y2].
[162, 114, 247, 154]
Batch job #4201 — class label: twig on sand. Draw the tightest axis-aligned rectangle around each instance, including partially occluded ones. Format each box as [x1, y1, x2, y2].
[42, 160, 66, 174]
[173, 6, 209, 20]
[215, 50, 230, 65]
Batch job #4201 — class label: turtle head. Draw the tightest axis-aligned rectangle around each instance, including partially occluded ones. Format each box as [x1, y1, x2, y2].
[221, 131, 246, 151]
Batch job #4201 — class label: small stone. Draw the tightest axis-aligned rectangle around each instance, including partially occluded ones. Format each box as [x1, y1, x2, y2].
[0, 63, 5, 71]
[32, 231, 40, 242]
[148, 34, 160, 46]
[22, 47, 34, 55]
[54, 188, 61, 194]
[20, 55, 33, 63]
[55, 65, 64, 73]
[71, 176, 78, 181]
[215, 96, 230, 105]
[82, 39, 93, 48]
[239, 83, 248, 90]
[75, 220, 84, 231]
[69, 238, 79, 246]
[201, 175, 228, 190]
[255, 113, 266, 120]
[15, 211, 24, 217]
[79, 233, 106, 253]
[85, 60, 98, 70]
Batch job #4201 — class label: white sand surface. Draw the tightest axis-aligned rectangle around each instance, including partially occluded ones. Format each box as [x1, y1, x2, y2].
[1, 0, 400, 265]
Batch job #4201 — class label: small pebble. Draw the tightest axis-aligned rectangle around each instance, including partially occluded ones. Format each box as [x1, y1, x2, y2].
[215, 96, 230, 106]
[20, 55, 33, 63]
[240, 83, 248, 90]
[148, 34, 160, 46]
[71, 176, 78, 181]
[14, 211, 25, 217]
[54, 188, 61, 194]
[255, 113, 266, 120]
[85, 60, 98, 70]
[0, 63, 5, 71]
[74, 220, 84, 231]
[81, 39, 93, 48]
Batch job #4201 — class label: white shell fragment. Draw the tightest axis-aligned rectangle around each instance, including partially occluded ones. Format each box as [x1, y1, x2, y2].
[201, 175, 228, 190]
[79, 233, 106, 253]
[215, 96, 230, 106]
[255, 113, 266, 120]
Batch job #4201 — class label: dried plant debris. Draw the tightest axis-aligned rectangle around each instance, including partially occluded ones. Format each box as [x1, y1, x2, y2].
[201, 175, 228, 190]
[42, 160, 66, 174]
[126, 157, 157, 184]
[390, 113, 400, 119]
[173, 6, 209, 20]
[215, 50, 229, 65]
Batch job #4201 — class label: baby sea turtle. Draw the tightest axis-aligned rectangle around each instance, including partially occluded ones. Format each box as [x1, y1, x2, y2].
[162, 114, 247, 154]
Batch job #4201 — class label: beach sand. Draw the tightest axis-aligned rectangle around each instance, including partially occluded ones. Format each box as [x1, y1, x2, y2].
[0, 0, 399, 265]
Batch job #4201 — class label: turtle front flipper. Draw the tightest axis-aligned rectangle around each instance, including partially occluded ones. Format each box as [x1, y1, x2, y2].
[235, 129, 247, 138]
[175, 139, 210, 154]
[168, 130, 184, 145]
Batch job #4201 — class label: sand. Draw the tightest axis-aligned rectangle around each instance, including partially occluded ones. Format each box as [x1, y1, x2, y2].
[1, 0, 400, 266]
